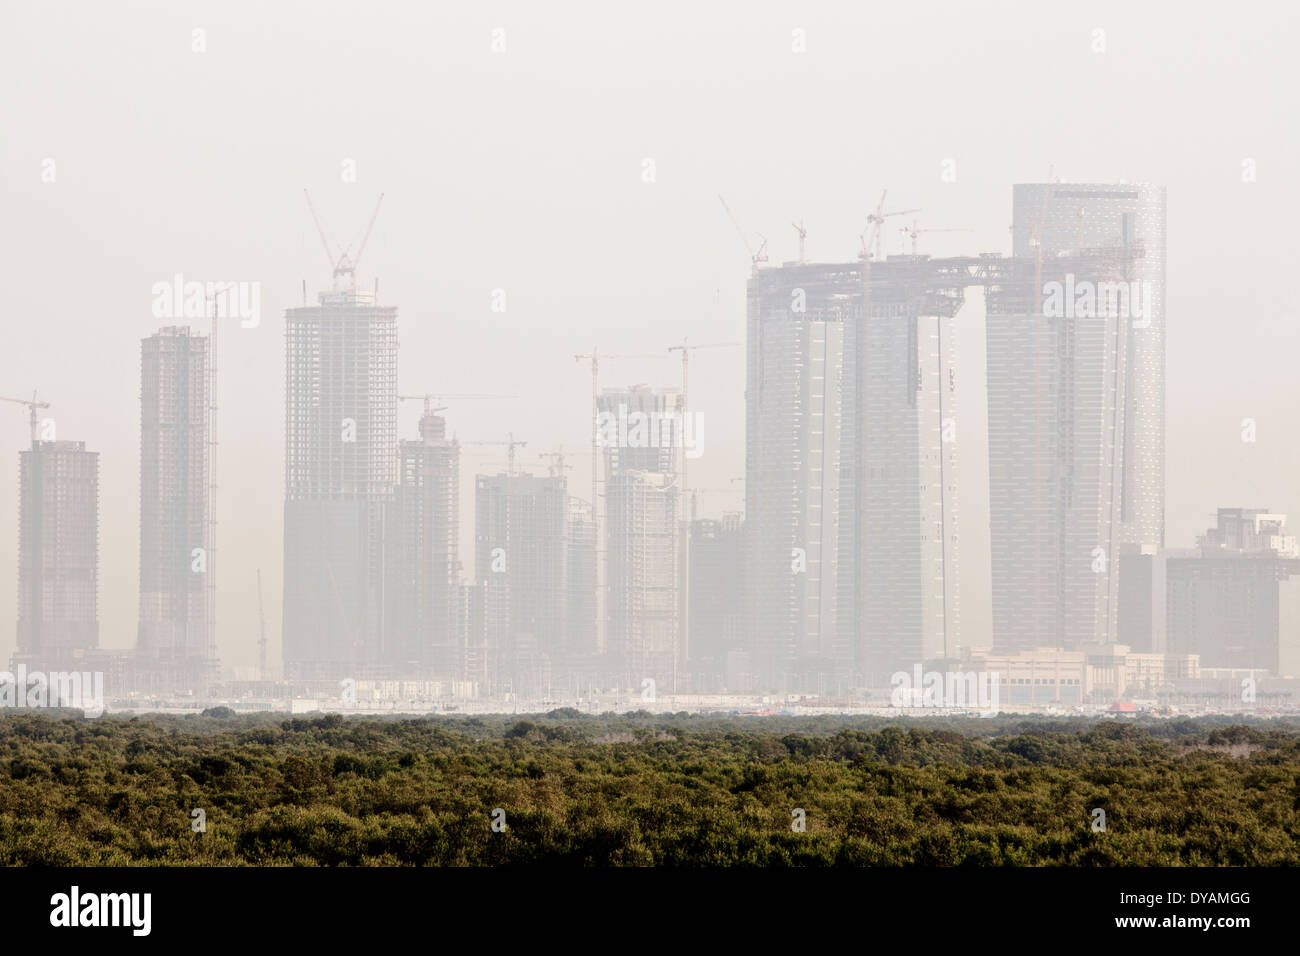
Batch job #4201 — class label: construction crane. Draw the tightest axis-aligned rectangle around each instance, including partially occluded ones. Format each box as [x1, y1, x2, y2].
[0, 391, 51, 444]
[864, 190, 921, 261]
[857, 191, 920, 317]
[398, 392, 515, 417]
[665, 338, 740, 690]
[573, 347, 663, 497]
[859, 190, 920, 313]
[899, 220, 974, 256]
[538, 447, 574, 478]
[858, 190, 924, 324]
[5, 391, 52, 654]
[204, 283, 240, 685]
[718, 194, 768, 277]
[666, 337, 740, 510]
[792, 219, 807, 265]
[462, 433, 528, 476]
[256, 569, 267, 682]
[303, 189, 385, 289]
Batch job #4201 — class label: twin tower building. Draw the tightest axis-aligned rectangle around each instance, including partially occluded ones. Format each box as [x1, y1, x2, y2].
[746, 183, 1165, 692]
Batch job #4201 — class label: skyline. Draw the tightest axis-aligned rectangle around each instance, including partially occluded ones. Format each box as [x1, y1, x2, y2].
[3, 1, 1298, 677]
[5, 175, 1298, 682]
[9, 177, 1300, 695]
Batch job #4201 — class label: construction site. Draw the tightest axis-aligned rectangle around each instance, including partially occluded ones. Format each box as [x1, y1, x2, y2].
[135, 326, 214, 693]
[282, 193, 397, 681]
[4, 181, 1242, 713]
[741, 185, 1156, 692]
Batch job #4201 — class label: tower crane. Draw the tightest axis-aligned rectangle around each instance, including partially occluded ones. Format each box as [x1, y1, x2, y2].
[573, 347, 664, 500]
[461, 434, 528, 476]
[718, 195, 768, 277]
[5, 391, 52, 654]
[303, 189, 385, 289]
[0, 391, 51, 444]
[899, 220, 974, 256]
[859, 190, 921, 305]
[538, 447, 574, 479]
[792, 220, 807, 264]
[864, 190, 921, 261]
[666, 337, 740, 514]
[398, 393, 515, 417]
[256, 569, 267, 682]
[204, 282, 239, 681]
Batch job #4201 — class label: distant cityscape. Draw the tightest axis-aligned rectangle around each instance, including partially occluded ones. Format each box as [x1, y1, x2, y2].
[9, 181, 1299, 714]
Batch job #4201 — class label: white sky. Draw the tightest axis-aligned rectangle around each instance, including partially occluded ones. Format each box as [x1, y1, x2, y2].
[2, 1, 1297, 673]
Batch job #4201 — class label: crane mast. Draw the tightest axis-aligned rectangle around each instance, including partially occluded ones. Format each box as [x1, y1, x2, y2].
[256, 569, 267, 681]
[0, 391, 51, 445]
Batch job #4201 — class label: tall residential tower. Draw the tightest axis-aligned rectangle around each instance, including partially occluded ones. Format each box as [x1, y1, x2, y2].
[987, 183, 1165, 652]
[388, 403, 460, 676]
[745, 257, 965, 690]
[136, 327, 214, 691]
[282, 285, 398, 679]
[15, 440, 100, 670]
[598, 385, 682, 687]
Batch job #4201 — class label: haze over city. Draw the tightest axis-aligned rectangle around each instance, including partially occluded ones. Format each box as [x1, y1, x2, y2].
[2, 6, 1300, 924]
[2, 1, 1297, 689]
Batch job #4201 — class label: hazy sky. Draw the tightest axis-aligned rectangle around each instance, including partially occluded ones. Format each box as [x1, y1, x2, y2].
[2, 1, 1297, 674]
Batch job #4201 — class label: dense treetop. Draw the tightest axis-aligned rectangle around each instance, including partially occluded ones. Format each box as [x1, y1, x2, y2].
[0, 711, 1295, 865]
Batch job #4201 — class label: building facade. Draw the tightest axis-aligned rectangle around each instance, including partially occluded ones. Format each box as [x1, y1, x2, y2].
[598, 386, 682, 688]
[745, 258, 965, 690]
[388, 406, 460, 677]
[745, 264, 856, 690]
[16, 440, 99, 670]
[1166, 509, 1299, 673]
[688, 513, 745, 691]
[282, 287, 398, 679]
[136, 327, 214, 692]
[987, 182, 1165, 653]
[474, 472, 570, 696]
